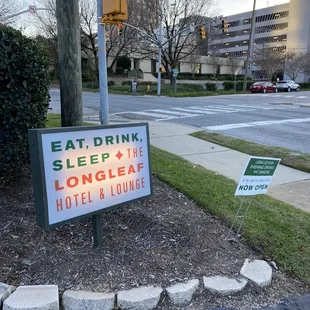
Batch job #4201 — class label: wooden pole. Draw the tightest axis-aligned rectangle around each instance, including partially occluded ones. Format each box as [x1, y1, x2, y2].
[56, 0, 83, 127]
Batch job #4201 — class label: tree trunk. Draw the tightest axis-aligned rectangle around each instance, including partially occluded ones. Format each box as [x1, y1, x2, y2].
[56, 0, 83, 127]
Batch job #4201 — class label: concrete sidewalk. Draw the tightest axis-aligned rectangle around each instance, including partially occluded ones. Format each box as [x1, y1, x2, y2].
[108, 114, 310, 212]
[110, 114, 310, 214]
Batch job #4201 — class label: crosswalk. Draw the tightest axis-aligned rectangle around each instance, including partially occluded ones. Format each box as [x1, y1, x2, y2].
[112, 104, 296, 122]
[230, 93, 308, 99]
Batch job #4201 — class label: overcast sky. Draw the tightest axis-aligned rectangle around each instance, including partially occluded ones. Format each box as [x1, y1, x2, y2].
[219, 0, 289, 16]
[16, 0, 291, 36]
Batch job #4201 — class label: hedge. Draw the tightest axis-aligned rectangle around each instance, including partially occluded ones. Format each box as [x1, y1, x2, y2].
[0, 25, 50, 183]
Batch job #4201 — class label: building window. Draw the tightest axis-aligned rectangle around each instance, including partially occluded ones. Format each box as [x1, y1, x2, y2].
[195, 64, 201, 74]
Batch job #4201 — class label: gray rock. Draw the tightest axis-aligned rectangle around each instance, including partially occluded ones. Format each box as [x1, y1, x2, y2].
[203, 276, 247, 295]
[117, 285, 163, 310]
[3, 285, 59, 310]
[62, 290, 114, 310]
[240, 259, 272, 287]
[166, 279, 199, 305]
[0, 283, 16, 306]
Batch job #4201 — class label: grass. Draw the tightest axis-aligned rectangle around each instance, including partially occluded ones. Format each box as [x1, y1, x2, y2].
[191, 131, 310, 174]
[46, 113, 95, 128]
[150, 146, 310, 283]
[46, 113, 310, 283]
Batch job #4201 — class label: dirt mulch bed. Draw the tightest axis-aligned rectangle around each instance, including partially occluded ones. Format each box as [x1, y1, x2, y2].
[0, 175, 308, 309]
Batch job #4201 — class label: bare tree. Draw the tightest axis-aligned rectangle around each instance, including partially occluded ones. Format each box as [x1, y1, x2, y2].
[227, 57, 242, 75]
[137, 0, 218, 82]
[0, 0, 23, 23]
[34, 0, 140, 75]
[252, 46, 285, 81]
[301, 51, 310, 77]
[284, 50, 307, 80]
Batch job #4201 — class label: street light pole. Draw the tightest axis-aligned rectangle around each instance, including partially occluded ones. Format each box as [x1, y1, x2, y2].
[243, 0, 256, 91]
[157, 2, 163, 96]
[97, 0, 109, 125]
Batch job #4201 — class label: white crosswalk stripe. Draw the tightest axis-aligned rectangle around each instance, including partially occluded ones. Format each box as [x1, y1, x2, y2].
[120, 111, 179, 120]
[171, 108, 216, 114]
[229, 104, 274, 110]
[148, 109, 200, 118]
[187, 106, 238, 113]
[112, 103, 300, 122]
[204, 117, 310, 131]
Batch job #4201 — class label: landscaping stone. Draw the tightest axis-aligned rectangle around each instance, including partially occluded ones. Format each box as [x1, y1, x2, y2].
[0, 283, 16, 306]
[117, 285, 163, 310]
[166, 279, 199, 305]
[62, 290, 115, 310]
[240, 259, 272, 287]
[3, 285, 59, 310]
[203, 276, 247, 295]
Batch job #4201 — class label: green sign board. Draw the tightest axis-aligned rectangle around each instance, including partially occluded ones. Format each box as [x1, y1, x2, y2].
[244, 158, 279, 176]
[235, 156, 281, 196]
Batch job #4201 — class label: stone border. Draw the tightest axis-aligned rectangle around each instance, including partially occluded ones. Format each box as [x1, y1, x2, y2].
[1, 259, 272, 310]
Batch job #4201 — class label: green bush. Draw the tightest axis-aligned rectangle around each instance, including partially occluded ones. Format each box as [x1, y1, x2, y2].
[299, 83, 310, 89]
[205, 83, 217, 91]
[223, 81, 251, 91]
[116, 67, 124, 74]
[116, 55, 131, 70]
[0, 25, 50, 183]
[121, 80, 131, 85]
[108, 80, 115, 86]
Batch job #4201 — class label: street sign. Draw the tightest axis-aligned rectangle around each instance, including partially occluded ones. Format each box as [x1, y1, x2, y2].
[235, 156, 281, 196]
[29, 5, 37, 14]
[172, 68, 179, 77]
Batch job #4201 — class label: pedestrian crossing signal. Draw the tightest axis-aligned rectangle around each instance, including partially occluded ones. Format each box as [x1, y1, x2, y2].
[199, 26, 206, 40]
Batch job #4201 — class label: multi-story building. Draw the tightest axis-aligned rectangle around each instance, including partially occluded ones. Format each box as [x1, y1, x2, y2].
[208, 0, 310, 82]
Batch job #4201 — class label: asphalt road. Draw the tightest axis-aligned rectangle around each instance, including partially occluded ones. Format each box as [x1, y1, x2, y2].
[50, 89, 310, 153]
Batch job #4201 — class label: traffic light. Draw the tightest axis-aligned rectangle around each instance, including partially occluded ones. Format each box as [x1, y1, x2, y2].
[118, 24, 123, 36]
[102, 0, 128, 23]
[199, 26, 206, 40]
[221, 19, 229, 33]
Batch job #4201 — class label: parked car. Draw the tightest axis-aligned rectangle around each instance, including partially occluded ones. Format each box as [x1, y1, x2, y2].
[276, 80, 300, 92]
[250, 82, 278, 93]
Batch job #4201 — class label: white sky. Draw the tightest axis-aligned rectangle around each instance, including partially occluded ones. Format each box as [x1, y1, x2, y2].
[15, 0, 291, 36]
[218, 0, 290, 16]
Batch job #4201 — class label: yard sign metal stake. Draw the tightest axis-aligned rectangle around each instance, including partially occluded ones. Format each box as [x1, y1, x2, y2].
[225, 156, 280, 241]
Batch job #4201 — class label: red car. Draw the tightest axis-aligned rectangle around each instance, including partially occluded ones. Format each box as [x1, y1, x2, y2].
[250, 82, 278, 93]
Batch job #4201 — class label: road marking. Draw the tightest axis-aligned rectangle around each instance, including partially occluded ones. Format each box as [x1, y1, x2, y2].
[297, 96, 307, 99]
[148, 109, 200, 118]
[115, 111, 178, 120]
[172, 108, 216, 114]
[188, 106, 237, 113]
[228, 104, 274, 110]
[205, 105, 251, 112]
[204, 117, 310, 131]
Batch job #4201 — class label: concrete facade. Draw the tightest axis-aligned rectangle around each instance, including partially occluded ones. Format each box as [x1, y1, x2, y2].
[209, 0, 310, 82]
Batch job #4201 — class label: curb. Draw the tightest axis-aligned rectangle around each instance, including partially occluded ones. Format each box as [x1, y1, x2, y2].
[1, 259, 273, 310]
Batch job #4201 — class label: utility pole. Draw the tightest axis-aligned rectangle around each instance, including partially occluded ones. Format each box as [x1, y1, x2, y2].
[56, 0, 83, 127]
[243, 0, 256, 92]
[97, 0, 109, 125]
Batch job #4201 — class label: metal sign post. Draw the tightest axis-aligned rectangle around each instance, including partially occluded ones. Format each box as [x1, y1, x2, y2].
[226, 156, 280, 241]
[172, 68, 179, 93]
